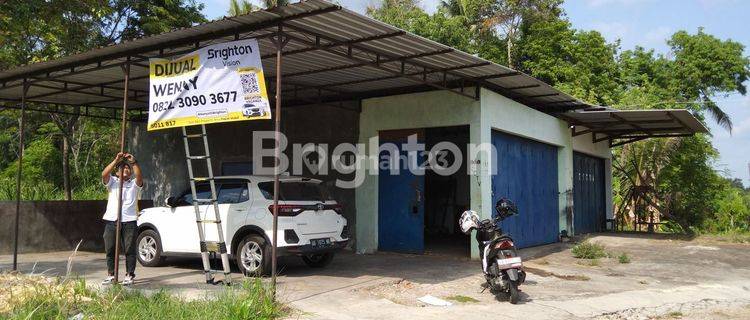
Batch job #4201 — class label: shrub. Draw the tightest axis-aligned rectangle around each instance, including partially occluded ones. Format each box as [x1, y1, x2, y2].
[571, 241, 607, 259]
[618, 252, 631, 264]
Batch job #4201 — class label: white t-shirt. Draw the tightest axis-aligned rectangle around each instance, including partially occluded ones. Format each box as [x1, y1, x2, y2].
[102, 176, 143, 222]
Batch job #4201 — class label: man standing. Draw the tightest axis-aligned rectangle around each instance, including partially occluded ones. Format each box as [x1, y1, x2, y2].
[101, 152, 143, 285]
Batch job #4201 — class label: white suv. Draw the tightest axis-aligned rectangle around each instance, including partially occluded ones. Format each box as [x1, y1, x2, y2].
[136, 175, 349, 276]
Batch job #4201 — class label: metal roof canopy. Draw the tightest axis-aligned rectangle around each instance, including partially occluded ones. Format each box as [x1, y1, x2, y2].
[558, 109, 709, 147]
[0, 0, 594, 118]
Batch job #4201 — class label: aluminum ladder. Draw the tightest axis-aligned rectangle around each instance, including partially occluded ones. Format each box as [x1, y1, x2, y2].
[181, 124, 232, 285]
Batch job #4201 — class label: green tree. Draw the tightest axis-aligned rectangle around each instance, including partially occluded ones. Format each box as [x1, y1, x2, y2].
[666, 29, 750, 131]
[516, 16, 621, 105]
[478, 0, 562, 68]
[2, 139, 62, 188]
[0, 0, 206, 200]
[99, 0, 207, 43]
[368, 0, 474, 53]
[229, 0, 256, 16]
[714, 185, 749, 231]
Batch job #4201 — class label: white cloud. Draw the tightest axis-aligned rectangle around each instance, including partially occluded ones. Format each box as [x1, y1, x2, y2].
[733, 116, 750, 135]
[587, 21, 631, 43]
[729, 95, 750, 135]
[643, 26, 672, 48]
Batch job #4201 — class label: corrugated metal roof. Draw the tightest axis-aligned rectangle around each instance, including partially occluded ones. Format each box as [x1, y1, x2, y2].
[0, 0, 596, 112]
[559, 109, 708, 146]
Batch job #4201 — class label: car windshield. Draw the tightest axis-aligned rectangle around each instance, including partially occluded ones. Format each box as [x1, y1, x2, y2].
[258, 181, 332, 201]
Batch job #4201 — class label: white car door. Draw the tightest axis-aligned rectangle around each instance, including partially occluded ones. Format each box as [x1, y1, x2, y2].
[201, 181, 251, 252]
[161, 185, 211, 253]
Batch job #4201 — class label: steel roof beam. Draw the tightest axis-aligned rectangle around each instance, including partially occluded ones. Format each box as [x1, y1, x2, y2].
[505, 84, 541, 90]
[260, 31, 405, 60]
[278, 27, 478, 100]
[25, 78, 148, 101]
[609, 133, 694, 147]
[271, 48, 454, 80]
[479, 72, 521, 79]
[527, 93, 559, 98]
[26, 83, 147, 104]
[593, 127, 690, 143]
[305, 62, 490, 89]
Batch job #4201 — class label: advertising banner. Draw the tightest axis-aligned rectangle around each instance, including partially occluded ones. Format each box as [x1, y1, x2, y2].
[147, 39, 270, 131]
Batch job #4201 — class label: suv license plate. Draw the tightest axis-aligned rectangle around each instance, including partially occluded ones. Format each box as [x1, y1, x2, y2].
[311, 238, 332, 248]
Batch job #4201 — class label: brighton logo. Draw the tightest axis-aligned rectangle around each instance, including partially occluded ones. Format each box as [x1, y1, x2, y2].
[251, 131, 498, 189]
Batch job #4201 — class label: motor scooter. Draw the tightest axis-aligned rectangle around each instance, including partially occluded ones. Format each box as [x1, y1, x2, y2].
[459, 198, 526, 303]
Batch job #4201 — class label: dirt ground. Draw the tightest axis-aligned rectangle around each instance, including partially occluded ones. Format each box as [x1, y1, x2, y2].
[2, 233, 749, 319]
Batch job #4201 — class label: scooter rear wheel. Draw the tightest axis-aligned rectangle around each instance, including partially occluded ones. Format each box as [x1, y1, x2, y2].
[508, 280, 520, 304]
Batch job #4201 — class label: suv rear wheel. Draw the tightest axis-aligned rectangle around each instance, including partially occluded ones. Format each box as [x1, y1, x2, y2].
[236, 234, 271, 276]
[302, 252, 334, 268]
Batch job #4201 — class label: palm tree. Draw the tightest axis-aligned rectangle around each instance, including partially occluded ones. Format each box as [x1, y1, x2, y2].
[439, 0, 465, 17]
[228, 0, 254, 16]
[263, 0, 290, 8]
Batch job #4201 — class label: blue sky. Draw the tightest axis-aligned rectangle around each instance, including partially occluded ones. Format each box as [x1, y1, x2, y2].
[199, 0, 750, 186]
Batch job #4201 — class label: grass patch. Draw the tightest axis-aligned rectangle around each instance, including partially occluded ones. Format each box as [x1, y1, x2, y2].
[618, 252, 631, 264]
[444, 295, 479, 303]
[555, 274, 590, 281]
[576, 258, 600, 267]
[1, 273, 284, 320]
[703, 231, 750, 244]
[571, 241, 608, 259]
[667, 311, 683, 318]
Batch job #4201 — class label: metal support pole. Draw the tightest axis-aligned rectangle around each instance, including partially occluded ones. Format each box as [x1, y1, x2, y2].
[271, 24, 287, 297]
[12, 79, 30, 271]
[113, 61, 130, 283]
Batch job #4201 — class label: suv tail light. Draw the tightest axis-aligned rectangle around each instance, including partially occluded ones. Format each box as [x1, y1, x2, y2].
[267, 203, 343, 216]
[268, 204, 305, 216]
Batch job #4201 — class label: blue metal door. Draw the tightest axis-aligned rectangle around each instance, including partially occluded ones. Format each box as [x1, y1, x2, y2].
[378, 131, 425, 254]
[573, 152, 605, 234]
[491, 131, 559, 248]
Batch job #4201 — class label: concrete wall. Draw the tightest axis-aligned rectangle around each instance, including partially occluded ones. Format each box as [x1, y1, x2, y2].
[356, 90, 481, 254]
[129, 122, 188, 206]
[0, 200, 152, 254]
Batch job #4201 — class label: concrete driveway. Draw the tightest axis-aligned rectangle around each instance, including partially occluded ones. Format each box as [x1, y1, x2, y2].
[2, 233, 750, 319]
